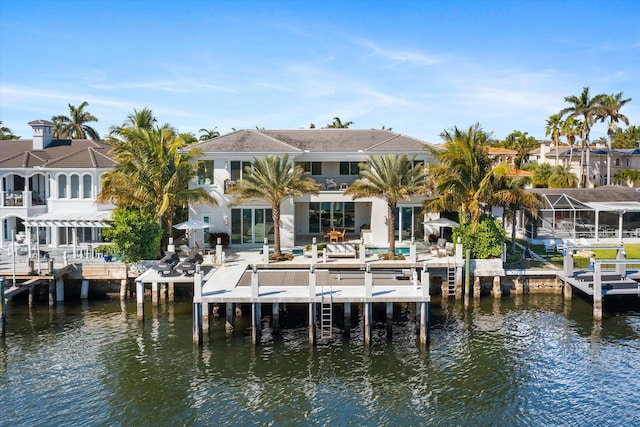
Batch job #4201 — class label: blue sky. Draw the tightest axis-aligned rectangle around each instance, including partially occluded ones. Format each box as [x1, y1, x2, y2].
[1, 0, 638, 144]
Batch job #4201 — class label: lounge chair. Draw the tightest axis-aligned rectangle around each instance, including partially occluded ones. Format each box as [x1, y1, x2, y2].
[175, 249, 204, 276]
[544, 239, 556, 253]
[155, 251, 179, 275]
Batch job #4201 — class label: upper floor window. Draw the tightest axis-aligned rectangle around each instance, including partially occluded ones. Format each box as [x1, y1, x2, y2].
[626, 158, 631, 167]
[230, 161, 252, 181]
[339, 161, 360, 175]
[71, 174, 80, 198]
[615, 158, 621, 167]
[197, 160, 214, 185]
[297, 162, 322, 175]
[58, 175, 67, 198]
[83, 175, 92, 198]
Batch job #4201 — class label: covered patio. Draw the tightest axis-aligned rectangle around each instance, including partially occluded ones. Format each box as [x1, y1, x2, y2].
[524, 187, 640, 243]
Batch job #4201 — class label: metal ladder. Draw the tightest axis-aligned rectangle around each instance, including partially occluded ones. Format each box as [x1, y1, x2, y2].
[447, 261, 456, 297]
[320, 294, 333, 338]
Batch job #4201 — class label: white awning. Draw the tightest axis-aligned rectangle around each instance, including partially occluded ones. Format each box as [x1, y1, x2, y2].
[24, 211, 112, 228]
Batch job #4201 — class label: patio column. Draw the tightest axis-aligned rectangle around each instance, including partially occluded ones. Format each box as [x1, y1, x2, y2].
[618, 211, 624, 242]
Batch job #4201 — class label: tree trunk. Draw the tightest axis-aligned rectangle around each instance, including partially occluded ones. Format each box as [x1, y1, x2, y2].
[511, 207, 517, 256]
[387, 202, 396, 259]
[272, 204, 281, 257]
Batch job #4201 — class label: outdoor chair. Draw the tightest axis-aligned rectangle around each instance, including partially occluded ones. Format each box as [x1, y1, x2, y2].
[325, 178, 338, 190]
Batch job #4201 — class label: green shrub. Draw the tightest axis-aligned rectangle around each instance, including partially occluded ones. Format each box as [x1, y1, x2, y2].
[453, 215, 505, 259]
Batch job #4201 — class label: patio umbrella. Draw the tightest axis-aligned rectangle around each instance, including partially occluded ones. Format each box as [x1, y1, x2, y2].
[423, 217, 459, 237]
[173, 218, 210, 242]
[422, 218, 459, 227]
[173, 218, 210, 230]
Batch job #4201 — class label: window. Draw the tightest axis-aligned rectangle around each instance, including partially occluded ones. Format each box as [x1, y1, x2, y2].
[230, 161, 252, 181]
[309, 202, 355, 233]
[339, 162, 360, 175]
[83, 175, 92, 198]
[626, 158, 631, 166]
[197, 160, 214, 185]
[297, 162, 322, 175]
[58, 175, 67, 198]
[615, 158, 621, 167]
[70, 175, 80, 198]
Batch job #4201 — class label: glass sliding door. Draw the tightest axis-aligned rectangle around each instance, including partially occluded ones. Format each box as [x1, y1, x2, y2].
[309, 202, 355, 232]
[231, 208, 274, 245]
[395, 206, 424, 242]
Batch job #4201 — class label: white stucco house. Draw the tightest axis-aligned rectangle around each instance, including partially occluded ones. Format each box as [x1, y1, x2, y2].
[0, 120, 115, 254]
[186, 129, 438, 248]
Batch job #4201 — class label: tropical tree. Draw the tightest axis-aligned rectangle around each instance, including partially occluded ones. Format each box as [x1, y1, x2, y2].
[0, 121, 20, 140]
[545, 114, 563, 164]
[51, 116, 68, 139]
[614, 169, 640, 186]
[98, 126, 217, 244]
[227, 154, 320, 259]
[199, 127, 220, 140]
[53, 101, 100, 140]
[498, 130, 539, 168]
[109, 107, 157, 135]
[179, 132, 198, 146]
[597, 92, 632, 184]
[325, 117, 354, 128]
[491, 175, 541, 255]
[560, 87, 607, 188]
[345, 154, 429, 259]
[561, 116, 582, 166]
[523, 162, 553, 188]
[549, 165, 579, 188]
[612, 125, 640, 148]
[426, 123, 510, 228]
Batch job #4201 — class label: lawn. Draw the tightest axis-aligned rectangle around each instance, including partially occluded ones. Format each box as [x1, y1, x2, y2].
[534, 243, 640, 269]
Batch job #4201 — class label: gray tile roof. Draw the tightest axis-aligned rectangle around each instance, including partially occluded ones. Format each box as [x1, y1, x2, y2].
[530, 186, 640, 203]
[192, 129, 433, 153]
[0, 139, 116, 169]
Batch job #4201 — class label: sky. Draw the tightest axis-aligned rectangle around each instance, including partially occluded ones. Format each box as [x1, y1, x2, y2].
[1, 0, 639, 144]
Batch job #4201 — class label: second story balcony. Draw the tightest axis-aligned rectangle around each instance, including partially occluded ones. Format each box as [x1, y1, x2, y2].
[1, 190, 47, 208]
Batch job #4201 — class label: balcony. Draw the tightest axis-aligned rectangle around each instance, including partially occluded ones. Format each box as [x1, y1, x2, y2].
[317, 176, 358, 191]
[1, 190, 47, 208]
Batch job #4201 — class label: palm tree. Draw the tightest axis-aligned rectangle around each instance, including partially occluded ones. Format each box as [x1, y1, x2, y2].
[98, 126, 217, 239]
[199, 127, 220, 140]
[545, 114, 563, 165]
[51, 115, 68, 139]
[561, 116, 582, 167]
[109, 107, 157, 135]
[491, 175, 541, 256]
[227, 154, 320, 258]
[54, 101, 100, 140]
[597, 92, 632, 185]
[0, 121, 20, 140]
[325, 117, 354, 128]
[560, 87, 607, 188]
[426, 123, 510, 228]
[612, 125, 640, 148]
[524, 162, 554, 188]
[549, 165, 579, 188]
[345, 154, 429, 259]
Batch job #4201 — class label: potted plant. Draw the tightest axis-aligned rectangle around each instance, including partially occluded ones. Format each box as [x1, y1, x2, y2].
[96, 244, 115, 262]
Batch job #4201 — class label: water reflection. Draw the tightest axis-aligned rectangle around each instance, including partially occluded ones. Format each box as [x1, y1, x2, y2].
[1, 295, 639, 425]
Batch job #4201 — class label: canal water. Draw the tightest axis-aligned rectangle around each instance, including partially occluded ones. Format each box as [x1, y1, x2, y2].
[1, 295, 639, 426]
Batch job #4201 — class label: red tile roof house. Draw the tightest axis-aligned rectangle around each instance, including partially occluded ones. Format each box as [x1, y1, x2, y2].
[0, 120, 116, 254]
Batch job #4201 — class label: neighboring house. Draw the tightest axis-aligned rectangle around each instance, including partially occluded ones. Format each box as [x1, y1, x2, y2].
[485, 146, 518, 168]
[0, 120, 116, 252]
[529, 141, 640, 188]
[187, 129, 437, 248]
[519, 186, 640, 243]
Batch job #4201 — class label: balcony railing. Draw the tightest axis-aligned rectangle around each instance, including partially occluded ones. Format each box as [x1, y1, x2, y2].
[1, 190, 47, 207]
